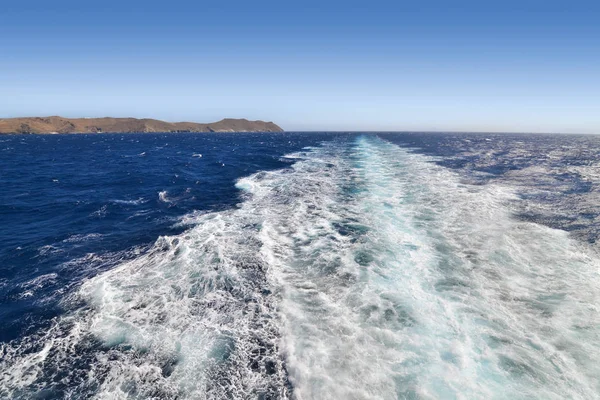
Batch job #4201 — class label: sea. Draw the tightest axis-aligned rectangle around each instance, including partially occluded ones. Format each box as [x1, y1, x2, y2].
[1, 132, 599, 399]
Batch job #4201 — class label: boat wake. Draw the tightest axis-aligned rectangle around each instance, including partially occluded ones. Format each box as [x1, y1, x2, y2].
[1, 136, 599, 399]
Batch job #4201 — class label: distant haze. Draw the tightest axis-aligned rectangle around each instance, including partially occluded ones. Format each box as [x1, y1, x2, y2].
[1, 0, 598, 134]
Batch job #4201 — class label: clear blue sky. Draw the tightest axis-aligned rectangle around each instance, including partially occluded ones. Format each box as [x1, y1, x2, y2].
[1, 0, 598, 133]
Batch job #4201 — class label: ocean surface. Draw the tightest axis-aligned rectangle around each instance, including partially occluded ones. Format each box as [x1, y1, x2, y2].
[1, 132, 599, 399]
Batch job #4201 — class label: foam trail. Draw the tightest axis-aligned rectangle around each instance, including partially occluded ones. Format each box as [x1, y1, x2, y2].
[254, 136, 600, 399]
[1, 136, 599, 399]
[0, 213, 291, 398]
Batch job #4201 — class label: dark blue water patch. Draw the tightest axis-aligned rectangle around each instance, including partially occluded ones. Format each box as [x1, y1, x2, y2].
[0, 132, 351, 343]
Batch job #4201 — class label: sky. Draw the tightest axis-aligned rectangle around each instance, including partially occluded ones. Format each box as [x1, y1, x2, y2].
[1, 0, 599, 133]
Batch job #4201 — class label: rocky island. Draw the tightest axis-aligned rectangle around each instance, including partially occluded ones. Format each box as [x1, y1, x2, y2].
[0, 116, 284, 134]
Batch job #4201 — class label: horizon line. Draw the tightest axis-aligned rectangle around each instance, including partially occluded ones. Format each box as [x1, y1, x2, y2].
[1, 115, 597, 136]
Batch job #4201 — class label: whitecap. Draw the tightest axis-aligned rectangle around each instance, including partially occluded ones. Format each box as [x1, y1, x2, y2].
[63, 233, 104, 243]
[110, 198, 146, 206]
[158, 191, 172, 203]
[89, 205, 108, 218]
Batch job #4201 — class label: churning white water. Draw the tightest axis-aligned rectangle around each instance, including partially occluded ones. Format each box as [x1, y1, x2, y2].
[1, 135, 599, 399]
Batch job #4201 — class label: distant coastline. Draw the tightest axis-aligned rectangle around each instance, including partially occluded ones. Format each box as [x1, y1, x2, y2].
[0, 116, 284, 134]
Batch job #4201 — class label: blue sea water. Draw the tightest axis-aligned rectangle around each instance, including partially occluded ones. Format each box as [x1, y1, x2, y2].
[1, 132, 599, 399]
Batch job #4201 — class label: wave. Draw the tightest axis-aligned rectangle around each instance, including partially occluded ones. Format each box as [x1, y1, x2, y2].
[1, 136, 598, 399]
[110, 198, 146, 206]
[63, 233, 105, 243]
[158, 190, 172, 204]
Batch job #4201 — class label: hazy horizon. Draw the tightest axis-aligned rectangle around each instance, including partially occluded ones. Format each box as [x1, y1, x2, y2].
[1, 0, 599, 134]
[5, 114, 600, 135]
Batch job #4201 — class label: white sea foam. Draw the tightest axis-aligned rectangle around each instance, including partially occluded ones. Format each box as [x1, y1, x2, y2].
[1, 136, 599, 399]
[158, 190, 172, 203]
[63, 233, 105, 243]
[110, 198, 146, 206]
[89, 205, 108, 218]
[21, 273, 58, 290]
[36, 244, 63, 257]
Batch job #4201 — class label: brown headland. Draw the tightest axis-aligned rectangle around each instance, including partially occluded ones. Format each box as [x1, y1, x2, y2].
[0, 116, 284, 134]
